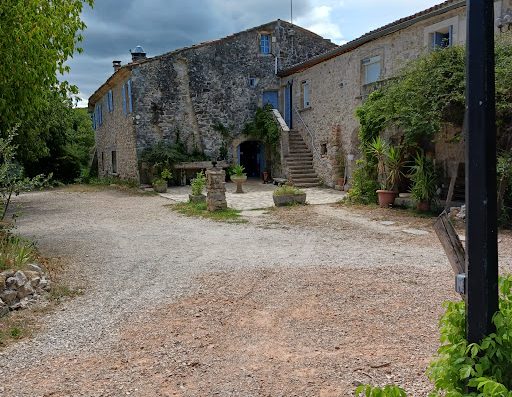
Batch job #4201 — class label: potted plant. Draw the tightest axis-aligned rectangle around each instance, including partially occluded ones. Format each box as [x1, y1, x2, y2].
[273, 185, 307, 206]
[409, 152, 437, 211]
[230, 164, 247, 194]
[152, 168, 172, 193]
[369, 137, 404, 208]
[189, 170, 207, 203]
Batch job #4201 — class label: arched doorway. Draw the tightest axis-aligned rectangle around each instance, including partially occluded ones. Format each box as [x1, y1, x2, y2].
[237, 140, 265, 178]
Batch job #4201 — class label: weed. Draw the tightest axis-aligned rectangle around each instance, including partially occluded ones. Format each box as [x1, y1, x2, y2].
[169, 202, 247, 223]
[0, 232, 37, 271]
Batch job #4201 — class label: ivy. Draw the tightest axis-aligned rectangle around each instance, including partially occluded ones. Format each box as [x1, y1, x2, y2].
[243, 104, 281, 153]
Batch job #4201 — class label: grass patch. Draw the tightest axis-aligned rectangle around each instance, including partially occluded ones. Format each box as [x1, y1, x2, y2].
[48, 284, 83, 302]
[169, 202, 247, 223]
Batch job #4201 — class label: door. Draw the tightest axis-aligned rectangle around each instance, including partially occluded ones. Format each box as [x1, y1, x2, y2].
[262, 91, 279, 109]
[284, 82, 292, 127]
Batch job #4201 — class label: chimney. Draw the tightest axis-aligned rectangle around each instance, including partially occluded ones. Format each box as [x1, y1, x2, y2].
[113, 60, 122, 72]
[130, 45, 147, 62]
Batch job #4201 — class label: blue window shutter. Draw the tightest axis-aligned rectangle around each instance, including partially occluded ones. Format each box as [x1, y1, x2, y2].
[127, 80, 133, 113]
[122, 83, 127, 114]
[260, 34, 270, 54]
[92, 111, 96, 130]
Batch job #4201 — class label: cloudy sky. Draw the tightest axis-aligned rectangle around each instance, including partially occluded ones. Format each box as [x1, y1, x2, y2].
[69, 0, 446, 106]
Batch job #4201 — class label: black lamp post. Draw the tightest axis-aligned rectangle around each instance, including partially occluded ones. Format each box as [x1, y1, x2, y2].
[465, 0, 499, 344]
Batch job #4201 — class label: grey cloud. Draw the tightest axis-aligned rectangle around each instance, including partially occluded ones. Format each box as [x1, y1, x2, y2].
[71, 0, 312, 102]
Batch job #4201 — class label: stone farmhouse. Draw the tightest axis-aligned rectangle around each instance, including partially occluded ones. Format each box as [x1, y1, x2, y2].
[278, 0, 511, 192]
[88, 20, 336, 183]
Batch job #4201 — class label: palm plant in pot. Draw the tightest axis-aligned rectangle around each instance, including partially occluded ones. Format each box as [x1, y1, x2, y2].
[152, 168, 172, 193]
[189, 171, 206, 203]
[369, 137, 404, 208]
[230, 164, 247, 194]
[409, 152, 437, 211]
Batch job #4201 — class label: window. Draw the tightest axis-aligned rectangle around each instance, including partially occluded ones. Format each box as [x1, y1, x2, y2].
[431, 26, 453, 49]
[301, 81, 310, 108]
[107, 90, 114, 112]
[260, 34, 271, 54]
[248, 77, 257, 88]
[112, 151, 117, 174]
[320, 143, 327, 156]
[101, 152, 105, 171]
[362, 56, 381, 85]
[122, 79, 133, 114]
[94, 102, 103, 127]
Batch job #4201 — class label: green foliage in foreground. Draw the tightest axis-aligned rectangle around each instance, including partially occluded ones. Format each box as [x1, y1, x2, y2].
[355, 385, 407, 397]
[357, 275, 512, 397]
[190, 171, 206, 196]
[170, 202, 246, 224]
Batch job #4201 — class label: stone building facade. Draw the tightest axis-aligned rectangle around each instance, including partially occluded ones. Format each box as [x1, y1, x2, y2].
[89, 20, 336, 182]
[278, 0, 510, 188]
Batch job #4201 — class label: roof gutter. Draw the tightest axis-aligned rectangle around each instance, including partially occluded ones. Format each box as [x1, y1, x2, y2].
[278, 0, 465, 77]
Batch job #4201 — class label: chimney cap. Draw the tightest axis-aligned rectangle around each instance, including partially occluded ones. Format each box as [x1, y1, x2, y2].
[131, 45, 146, 55]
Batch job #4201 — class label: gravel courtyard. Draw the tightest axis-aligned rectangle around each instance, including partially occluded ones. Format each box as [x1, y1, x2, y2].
[1, 187, 511, 396]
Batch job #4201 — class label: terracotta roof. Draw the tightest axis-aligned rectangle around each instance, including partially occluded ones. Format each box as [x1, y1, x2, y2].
[278, 0, 465, 77]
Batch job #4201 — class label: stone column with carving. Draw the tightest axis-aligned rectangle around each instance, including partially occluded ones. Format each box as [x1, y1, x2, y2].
[206, 168, 227, 211]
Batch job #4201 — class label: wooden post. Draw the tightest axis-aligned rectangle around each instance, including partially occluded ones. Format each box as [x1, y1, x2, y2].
[465, 0, 499, 343]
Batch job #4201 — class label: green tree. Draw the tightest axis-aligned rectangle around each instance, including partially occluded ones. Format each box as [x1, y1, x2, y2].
[0, 0, 94, 152]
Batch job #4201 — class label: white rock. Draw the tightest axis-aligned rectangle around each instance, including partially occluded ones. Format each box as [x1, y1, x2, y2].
[26, 263, 43, 274]
[14, 271, 28, 287]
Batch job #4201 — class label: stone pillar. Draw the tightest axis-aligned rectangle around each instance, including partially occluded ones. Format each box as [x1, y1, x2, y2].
[206, 168, 227, 211]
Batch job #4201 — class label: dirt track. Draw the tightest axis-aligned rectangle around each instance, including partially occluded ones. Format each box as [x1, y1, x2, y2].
[1, 188, 510, 396]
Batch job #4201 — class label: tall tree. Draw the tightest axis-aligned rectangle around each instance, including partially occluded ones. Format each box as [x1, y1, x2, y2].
[0, 0, 94, 151]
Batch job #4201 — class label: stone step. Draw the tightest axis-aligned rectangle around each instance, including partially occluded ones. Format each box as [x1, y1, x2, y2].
[287, 160, 314, 165]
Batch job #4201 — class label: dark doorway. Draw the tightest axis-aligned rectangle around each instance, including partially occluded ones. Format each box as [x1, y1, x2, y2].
[238, 141, 265, 178]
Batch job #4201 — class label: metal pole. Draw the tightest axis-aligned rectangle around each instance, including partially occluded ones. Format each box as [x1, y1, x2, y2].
[465, 0, 499, 343]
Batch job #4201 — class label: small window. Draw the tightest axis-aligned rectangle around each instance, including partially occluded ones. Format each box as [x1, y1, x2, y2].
[260, 34, 271, 54]
[301, 81, 310, 108]
[101, 152, 105, 171]
[248, 77, 257, 88]
[95, 103, 103, 127]
[431, 26, 453, 49]
[107, 90, 114, 112]
[362, 56, 381, 85]
[112, 151, 117, 174]
[320, 143, 327, 156]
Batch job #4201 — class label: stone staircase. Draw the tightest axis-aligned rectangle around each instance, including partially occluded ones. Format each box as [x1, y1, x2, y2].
[285, 130, 321, 187]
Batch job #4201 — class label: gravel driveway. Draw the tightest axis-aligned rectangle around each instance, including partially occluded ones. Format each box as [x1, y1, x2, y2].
[0, 188, 510, 396]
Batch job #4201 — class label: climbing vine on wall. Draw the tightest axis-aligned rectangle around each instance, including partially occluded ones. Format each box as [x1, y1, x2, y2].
[243, 104, 281, 153]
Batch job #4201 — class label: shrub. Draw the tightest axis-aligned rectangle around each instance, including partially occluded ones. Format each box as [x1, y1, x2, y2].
[408, 152, 438, 204]
[229, 164, 246, 177]
[190, 171, 206, 196]
[345, 159, 379, 205]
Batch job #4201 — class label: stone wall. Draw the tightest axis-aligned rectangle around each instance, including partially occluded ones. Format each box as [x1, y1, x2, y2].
[94, 71, 140, 181]
[282, 0, 509, 187]
[130, 20, 336, 168]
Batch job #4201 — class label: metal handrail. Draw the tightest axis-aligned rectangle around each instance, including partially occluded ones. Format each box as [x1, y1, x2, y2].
[293, 106, 320, 158]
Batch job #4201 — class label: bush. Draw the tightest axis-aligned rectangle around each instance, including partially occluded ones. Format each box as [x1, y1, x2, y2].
[345, 160, 379, 205]
[190, 171, 206, 196]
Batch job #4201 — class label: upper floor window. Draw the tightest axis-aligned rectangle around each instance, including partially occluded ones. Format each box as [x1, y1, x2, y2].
[301, 81, 310, 108]
[260, 34, 271, 54]
[93, 102, 103, 129]
[431, 26, 453, 49]
[107, 90, 114, 112]
[362, 56, 381, 85]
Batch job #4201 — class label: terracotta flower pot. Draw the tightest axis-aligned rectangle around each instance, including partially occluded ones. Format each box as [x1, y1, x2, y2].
[376, 190, 397, 208]
[416, 201, 430, 212]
